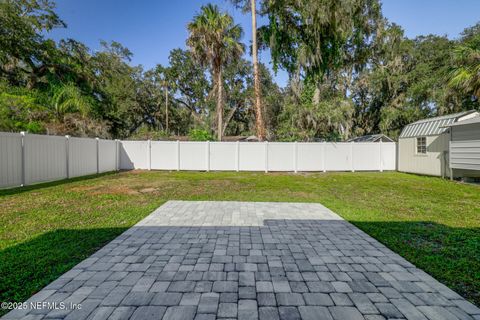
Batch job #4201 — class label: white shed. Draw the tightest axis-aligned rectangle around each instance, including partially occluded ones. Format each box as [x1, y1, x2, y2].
[398, 111, 479, 177]
[445, 117, 480, 178]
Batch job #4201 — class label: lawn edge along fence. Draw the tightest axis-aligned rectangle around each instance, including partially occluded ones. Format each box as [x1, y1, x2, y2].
[0, 132, 397, 189]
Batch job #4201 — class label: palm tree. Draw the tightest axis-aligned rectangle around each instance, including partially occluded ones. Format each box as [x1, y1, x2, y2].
[250, 0, 266, 140]
[187, 4, 244, 141]
[449, 39, 480, 99]
[229, 0, 267, 140]
[51, 84, 90, 121]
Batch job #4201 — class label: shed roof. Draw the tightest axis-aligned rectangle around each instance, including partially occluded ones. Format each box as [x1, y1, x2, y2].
[399, 111, 478, 138]
[347, 134, 394, 142]
[442, 116, 480, 127]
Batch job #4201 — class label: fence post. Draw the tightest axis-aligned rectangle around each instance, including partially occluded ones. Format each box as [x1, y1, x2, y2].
[323, 142, 327, 173]
[147, 139, 151, 171]
[115, 139, 119, 171]
[351, 141, 355, 172]
[379, 140, 383, 172]
[236, 141, 240, 172]
[96, 138, 100, 174]
[294, 141, 298, 173]
[265, 141, 269, 173]
[206, 141, 210, 172]
[176, 140, 180, 171]
[20, 131, 26, 186]
[65, 135, 70, 179]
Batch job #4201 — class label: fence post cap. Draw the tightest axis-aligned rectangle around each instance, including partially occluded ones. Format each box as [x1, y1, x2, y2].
[20, 131, 26, 136]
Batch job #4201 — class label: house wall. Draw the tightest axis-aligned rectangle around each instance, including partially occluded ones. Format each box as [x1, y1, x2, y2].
[450, 123, 480, 177]
[452, 122, 480, 141]
[398, 134, 450, 177]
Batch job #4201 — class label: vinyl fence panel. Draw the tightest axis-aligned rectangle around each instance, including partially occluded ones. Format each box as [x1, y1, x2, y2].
[0, 132, 23, 188]
[239, 143, 266, 171]
[352, 142, 381, 171]
[381, 142, 397, 171]
[325, 143, 351, 171]
[120, 140, 149, 170]
[268, 142, 295, 171]
[210, 142, 237, 171]
[24, 134, 67, 185]
[180, 142, 207, 171]
[150, 141, 178, 170]
[297, 143, 324, 171]
[68, 137, 97, 178]
[98, 139, 118, 173]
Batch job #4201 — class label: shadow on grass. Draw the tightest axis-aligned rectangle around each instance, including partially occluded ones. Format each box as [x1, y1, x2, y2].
[350, 220, 479, 306]
[0, 226, 128, 315]
[0, 172, 118, 197]
[0, 219, 478, 316]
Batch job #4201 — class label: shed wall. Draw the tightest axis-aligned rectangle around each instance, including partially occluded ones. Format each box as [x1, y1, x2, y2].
[398, 134, 450, 177]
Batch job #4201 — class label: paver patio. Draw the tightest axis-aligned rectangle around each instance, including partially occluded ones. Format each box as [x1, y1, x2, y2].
[3, 201, 479, 320]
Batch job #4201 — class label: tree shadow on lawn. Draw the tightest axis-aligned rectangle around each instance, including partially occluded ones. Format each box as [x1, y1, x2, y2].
[0, 220, 478, 317]
[0, 172, 118, 197]
[0, 227, 128, 316]
[350, 220, 479, 306]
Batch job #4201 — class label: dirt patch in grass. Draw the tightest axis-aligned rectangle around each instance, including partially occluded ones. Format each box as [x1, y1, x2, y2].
[90, 185, 140, 195]
[67, 185, 98, 192]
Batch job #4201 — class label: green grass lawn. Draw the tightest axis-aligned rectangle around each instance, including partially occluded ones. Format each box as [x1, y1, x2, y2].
[0, 170, 479, 311]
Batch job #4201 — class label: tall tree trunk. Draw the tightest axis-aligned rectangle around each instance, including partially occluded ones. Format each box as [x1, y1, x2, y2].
[216, 67, 224, 141]
[251, 0, 266, 140]
[165, 85, 169, 134]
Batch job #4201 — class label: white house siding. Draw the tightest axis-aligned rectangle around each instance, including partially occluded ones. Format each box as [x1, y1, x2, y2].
[398, 134, 450, 177]
[450, 123, 480, 175]
[452, 122, 480, 141]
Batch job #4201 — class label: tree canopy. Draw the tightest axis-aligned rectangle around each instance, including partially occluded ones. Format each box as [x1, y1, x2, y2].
[0, 0, 479, 141]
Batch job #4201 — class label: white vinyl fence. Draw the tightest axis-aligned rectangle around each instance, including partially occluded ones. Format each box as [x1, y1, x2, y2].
[0, 132, 119, 189]
[1, 132, 397, 189]
[120, 140, 397, 173]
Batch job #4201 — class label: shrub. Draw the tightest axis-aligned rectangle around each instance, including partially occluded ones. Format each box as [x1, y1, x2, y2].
[0, 92, 48, 133]
[188, 129, 214, 141]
